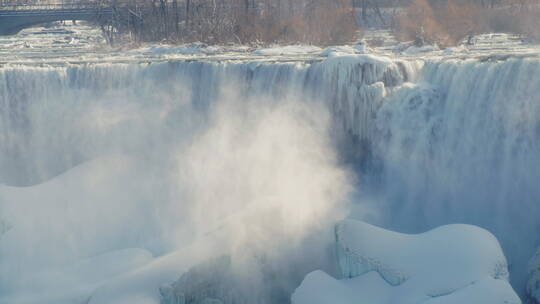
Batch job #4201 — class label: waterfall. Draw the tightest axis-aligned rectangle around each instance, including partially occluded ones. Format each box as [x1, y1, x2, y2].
[0, 56, 412, 186]
[372, 58, 540, 292]
[0, 54, 539, 301]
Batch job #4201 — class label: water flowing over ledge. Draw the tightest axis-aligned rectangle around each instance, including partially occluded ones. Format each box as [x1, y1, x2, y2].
[1, 53, 539, 303]
[0, 54, 417, 186]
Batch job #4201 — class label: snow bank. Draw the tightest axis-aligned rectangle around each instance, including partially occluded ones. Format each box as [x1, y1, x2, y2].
[129, 43, 231, 55]
[293, 271, 520, 304]
[335, 219, 510, 285]
[0, 155, 166, 304]
[292, 220, 520, 304]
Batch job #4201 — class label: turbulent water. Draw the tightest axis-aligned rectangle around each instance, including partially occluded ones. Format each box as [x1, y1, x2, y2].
[1, 23, 539, 303]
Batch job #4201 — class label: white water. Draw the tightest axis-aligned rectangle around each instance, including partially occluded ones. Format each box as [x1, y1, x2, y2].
[1, 23, 540, 303]
[372, 58, 540, 293]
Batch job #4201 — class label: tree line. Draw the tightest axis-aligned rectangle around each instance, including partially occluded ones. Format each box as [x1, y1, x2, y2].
[356, 0, 540, 46]
[94, 0, 358, 45]
[2, 0, 539, 46]
[109, 0, 540, 46]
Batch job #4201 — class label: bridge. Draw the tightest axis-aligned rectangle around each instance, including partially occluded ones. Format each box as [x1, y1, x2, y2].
[0, 3, 116, 35]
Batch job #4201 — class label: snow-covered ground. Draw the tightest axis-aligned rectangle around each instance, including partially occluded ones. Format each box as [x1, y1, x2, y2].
[292, 220, 520, 304]
[1, 22, 539, 67]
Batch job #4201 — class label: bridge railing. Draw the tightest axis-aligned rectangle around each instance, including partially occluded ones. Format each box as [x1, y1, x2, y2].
[0, 1, 145, 11]
[0, 2, 101, 11]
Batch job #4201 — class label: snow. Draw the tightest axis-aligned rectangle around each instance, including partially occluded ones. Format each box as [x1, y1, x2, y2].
[320, 45, 358, 57]
[1, 247, 154, 304]
[292, 219, 520, 304]
[253, 45, 322, 56]
[0, 156, 165, 304]
[0, 148, 341, 304]
[354, 42, 371, 54]
[293, 271, 520, 304]
[0, 153, 237, 304]
[401, 44, 440, 55]
[87, 239, 229, 304]
[130, 43, 230, 55]
[1, 22, 538, 66]
[127, 39, 375, 61]
[442, 45, 468, 55]
[320, 43, 371, 57]
[335, 220, 510, 284]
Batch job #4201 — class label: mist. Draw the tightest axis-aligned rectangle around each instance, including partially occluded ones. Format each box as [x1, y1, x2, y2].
[0, 64, 354, 303]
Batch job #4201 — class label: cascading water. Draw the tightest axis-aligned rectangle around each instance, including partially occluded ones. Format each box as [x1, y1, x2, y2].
[1, 41, 539, 303]
[371, 58, 540, 293]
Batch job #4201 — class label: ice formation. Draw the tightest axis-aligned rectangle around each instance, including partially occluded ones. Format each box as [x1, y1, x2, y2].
[292, 219, 520, 304]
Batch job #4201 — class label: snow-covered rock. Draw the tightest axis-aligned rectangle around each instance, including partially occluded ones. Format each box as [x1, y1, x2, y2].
[292, 219, 520, 304]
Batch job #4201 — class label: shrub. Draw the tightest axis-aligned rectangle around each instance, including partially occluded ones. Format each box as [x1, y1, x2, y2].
[394, 0, 448, 46]
[110, 0, 360, 46]
[438, 0, 487, 45]
[393, 0, 540, 47]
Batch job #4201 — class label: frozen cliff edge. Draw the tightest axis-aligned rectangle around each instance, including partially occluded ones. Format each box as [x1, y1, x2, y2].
[292, 219, 520, 304]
